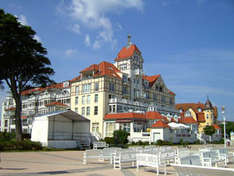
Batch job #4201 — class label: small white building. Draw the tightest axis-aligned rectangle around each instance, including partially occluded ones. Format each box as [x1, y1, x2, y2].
[31, 110, 91, 149]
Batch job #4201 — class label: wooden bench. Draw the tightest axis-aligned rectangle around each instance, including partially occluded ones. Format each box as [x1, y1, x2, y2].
[83, 149, 102, 164]
[113, 151, 137, 169]
[136, 153, 167, 176]
[172, 164, 234, 176]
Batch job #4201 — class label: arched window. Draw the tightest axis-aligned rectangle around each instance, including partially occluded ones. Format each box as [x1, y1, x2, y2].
[185, 110, 191, 117]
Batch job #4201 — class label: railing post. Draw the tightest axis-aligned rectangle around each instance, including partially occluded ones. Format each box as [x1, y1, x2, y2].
[83, 151, 87, 164]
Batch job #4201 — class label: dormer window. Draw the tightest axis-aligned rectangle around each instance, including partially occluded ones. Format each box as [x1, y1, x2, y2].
[185, 110, 191, 117]
[198, 108, 202, 112]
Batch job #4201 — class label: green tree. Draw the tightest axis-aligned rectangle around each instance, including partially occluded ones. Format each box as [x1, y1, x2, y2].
[0, 9, 54, 141]
[204, 125, 216, 136]
[113, 130, 129, 145]
[220, 121, 234, 138]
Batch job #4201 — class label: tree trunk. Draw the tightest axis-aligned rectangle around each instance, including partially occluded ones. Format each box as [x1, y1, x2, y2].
[14, 94, 23, 142]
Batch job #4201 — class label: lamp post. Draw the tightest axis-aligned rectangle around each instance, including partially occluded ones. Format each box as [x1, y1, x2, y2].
[221, 106, 226, 148]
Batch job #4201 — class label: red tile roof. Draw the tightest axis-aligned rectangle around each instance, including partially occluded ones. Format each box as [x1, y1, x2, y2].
[151, 120, 169, 128]
[171, 118, 176, 122]
[145, 111, 163, 120]
[21, 116, 27, 119]
[70, 75, 81, 82]
[104, 112, 145, 120]
[142, 75, 160, 87]
[196, 112, 206, 122]
[176, 103, 205, 113]
[21, 82, 66, 96]
[168, 90, 175, 96]
[95, 61, 121, 79]
[5, 107, 16, 111]
[115, 44, 141, 61]
[79, 61, 121, 80]
[213, 124, 220, 129]
[80, 64, 99, 73]
[180, 117, 197, 124]
[45, 102, 68, 107]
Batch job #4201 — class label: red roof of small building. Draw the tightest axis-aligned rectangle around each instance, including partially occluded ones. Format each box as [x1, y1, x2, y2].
[145, 111, 162, 120]
[196, 112, 206, 122]
[176, 103, 205, 113]
[171, 118, 176, 122]
[180, 117, 197, 124]
[104, 112, 145, 120]
[115, 44, 141, 61]
[21, 116, 27, 119]
[45, 102, 68, 107]
[213, 124, 220, 129]
[151, 120, 169, 128]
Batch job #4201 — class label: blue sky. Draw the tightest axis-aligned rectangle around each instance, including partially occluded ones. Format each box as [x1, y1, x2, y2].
[0, 0, 234, 121]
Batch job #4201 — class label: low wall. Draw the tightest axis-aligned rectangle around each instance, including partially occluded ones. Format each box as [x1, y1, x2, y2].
[47, 140, 77, 149]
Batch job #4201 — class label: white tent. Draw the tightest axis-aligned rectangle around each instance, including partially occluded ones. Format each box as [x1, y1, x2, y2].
[168, 122, 190, 129]
[31, 110, 91, 149]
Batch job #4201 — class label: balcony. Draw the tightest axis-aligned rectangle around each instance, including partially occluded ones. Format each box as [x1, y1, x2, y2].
[109, 98, 148, 107]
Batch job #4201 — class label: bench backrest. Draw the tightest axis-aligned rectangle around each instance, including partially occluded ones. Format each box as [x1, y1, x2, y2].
[172, 164, 234, 176]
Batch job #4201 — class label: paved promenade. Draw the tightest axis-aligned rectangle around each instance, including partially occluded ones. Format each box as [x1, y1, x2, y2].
[0, 145, 233, 176]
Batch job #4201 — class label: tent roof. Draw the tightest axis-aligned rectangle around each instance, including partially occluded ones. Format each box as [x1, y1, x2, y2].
[168, 122, 190, 129]
[48, 110, 90, 122]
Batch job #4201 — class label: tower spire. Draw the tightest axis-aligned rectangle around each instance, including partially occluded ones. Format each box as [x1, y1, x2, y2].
[127, 34, 132, 47]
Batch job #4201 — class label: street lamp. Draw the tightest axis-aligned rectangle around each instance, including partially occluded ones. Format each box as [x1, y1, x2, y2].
[221, 106, 226, 148]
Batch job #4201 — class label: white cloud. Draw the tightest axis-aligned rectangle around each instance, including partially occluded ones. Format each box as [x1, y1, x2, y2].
[33, 35, 41, 43]
[60, 0, 143, 49]
[65, 49, 77, 56]
[85, 34, 91, 47]
[93, 40, 101, 49]
[18, 15, 28, 25]
[16, 14, 43, 43]
[71, 24, 81, 34]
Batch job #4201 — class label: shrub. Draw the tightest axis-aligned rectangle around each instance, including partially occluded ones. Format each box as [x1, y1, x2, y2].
[0, 139, 42, 151]
[113, 130, 129, 145]
[104, 137, 115, 145]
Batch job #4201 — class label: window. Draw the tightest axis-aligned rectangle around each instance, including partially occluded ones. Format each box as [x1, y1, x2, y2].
[82, 96, 85, 105]
[198, 108, 202, 112]
[113, 105, 116, 112]
[86, 107, 90, 116]
[75, 107, 78, 113]
[94, 94, 98, 103]
[75, 97, 78, 105]
[159, 86, 163, 92]
[94, 106, 98, 115]
[82, 107, 85, 115]
[169, 98, 173, 105]
[109, 82, 115, 92]
[95, 82, 99, 91]
[185, 110, 191, 117]
[82, 84, 91, 93]
[75, 86, 79, 95]
[122, 86, 128, 94]
[153, 94, 157, 101]
[122, 75, 127, 82]
[161, 96, 166, 103]
[206, 114, 209, 119]
[87, 95, 91, 104]
[109, 105, 112, 112]
[4, 120, 8, 127]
